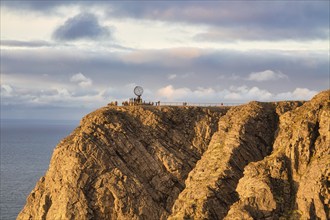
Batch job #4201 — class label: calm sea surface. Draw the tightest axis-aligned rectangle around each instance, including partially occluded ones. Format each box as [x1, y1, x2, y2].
[0, 119, 78, 219]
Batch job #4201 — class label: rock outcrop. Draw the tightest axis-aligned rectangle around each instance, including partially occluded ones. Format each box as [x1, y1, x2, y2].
[225, 90, 329, 220]
[169, 102, 279, 219]
[18, 90, 329, 220]
[17, 106, 228, 220]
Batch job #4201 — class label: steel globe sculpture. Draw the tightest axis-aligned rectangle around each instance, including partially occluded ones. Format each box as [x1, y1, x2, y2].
[134, 86, 144, 97]
[134, 86, 143, 105]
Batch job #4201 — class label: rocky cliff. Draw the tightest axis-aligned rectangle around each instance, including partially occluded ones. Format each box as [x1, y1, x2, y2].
[18, 90, 329, 220]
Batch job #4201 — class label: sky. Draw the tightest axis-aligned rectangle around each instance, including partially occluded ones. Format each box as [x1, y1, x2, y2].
[1, 1, 329, 120]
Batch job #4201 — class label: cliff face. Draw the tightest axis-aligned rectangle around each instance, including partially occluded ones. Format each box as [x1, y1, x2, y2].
[225, 91, 329, 220]
[169, 102, 279, 219]
[18, 91, 329, 220]
[17, 106, 228, 220]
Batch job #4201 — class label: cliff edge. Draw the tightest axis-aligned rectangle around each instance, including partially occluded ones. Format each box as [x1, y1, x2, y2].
[17, 90, 329, 219]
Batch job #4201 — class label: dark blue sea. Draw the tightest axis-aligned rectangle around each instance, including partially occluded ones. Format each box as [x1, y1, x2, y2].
[0, 119, 78, 219]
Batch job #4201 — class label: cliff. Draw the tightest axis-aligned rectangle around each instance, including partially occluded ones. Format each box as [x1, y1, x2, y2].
[17, 90, 329, 220]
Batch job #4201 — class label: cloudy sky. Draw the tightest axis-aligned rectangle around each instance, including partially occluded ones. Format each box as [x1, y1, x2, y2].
[1, 1, 329, 120]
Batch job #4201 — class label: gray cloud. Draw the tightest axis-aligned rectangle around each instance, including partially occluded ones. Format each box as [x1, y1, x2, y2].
[1, 1, 75, 11]
[3, 1, 329, 41]
[2, 1, 328, 120]
[194, 26, 328, 42]
[109, 2, 329, 41]
[247, 70, 288, 82]
[1, 46, 327, 120]
[52, 13, 110, 41]
[1, 40, 54, 48]
[1, 47, 328, 94]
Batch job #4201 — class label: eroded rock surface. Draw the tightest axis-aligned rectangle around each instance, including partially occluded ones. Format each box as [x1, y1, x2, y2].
[18, 91, 329, 220]
[169, 102, 279, 219]
[226, 90, 329, 220]
[17, 106, 227, 220]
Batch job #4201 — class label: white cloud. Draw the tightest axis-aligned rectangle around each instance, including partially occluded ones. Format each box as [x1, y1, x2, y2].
[224, 86, 272, 100]
[1, 85, 109, 108]
[70, 73, 92, 87]
[248, 70, 288, 82]
[194, 87, 216, 98]
[156, 85, 320, 103]
[70, 73, 87, 82]
[1, 78, 320, 113]
[167, 73, 192, 80]
[55, 88, 71, 97]
[275, 88, 317, 100]
[157, 85, 190, 100]
[157, 85, 274, 102]
[168, 74, 177, 80]
[1, 84, 14, 97]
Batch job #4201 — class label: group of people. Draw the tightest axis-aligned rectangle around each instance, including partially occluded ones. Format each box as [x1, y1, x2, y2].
[121, 100, 160, 106]
[108, 99, 163, 107]
[108, 101, 118, 106]
[108, 100, 225, 107]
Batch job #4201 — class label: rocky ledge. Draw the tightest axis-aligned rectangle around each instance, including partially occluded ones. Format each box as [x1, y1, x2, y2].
[18, 90, 329, 220]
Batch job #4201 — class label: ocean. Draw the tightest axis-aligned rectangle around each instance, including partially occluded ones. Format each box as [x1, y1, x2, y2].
[0, 119, 78, 219]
